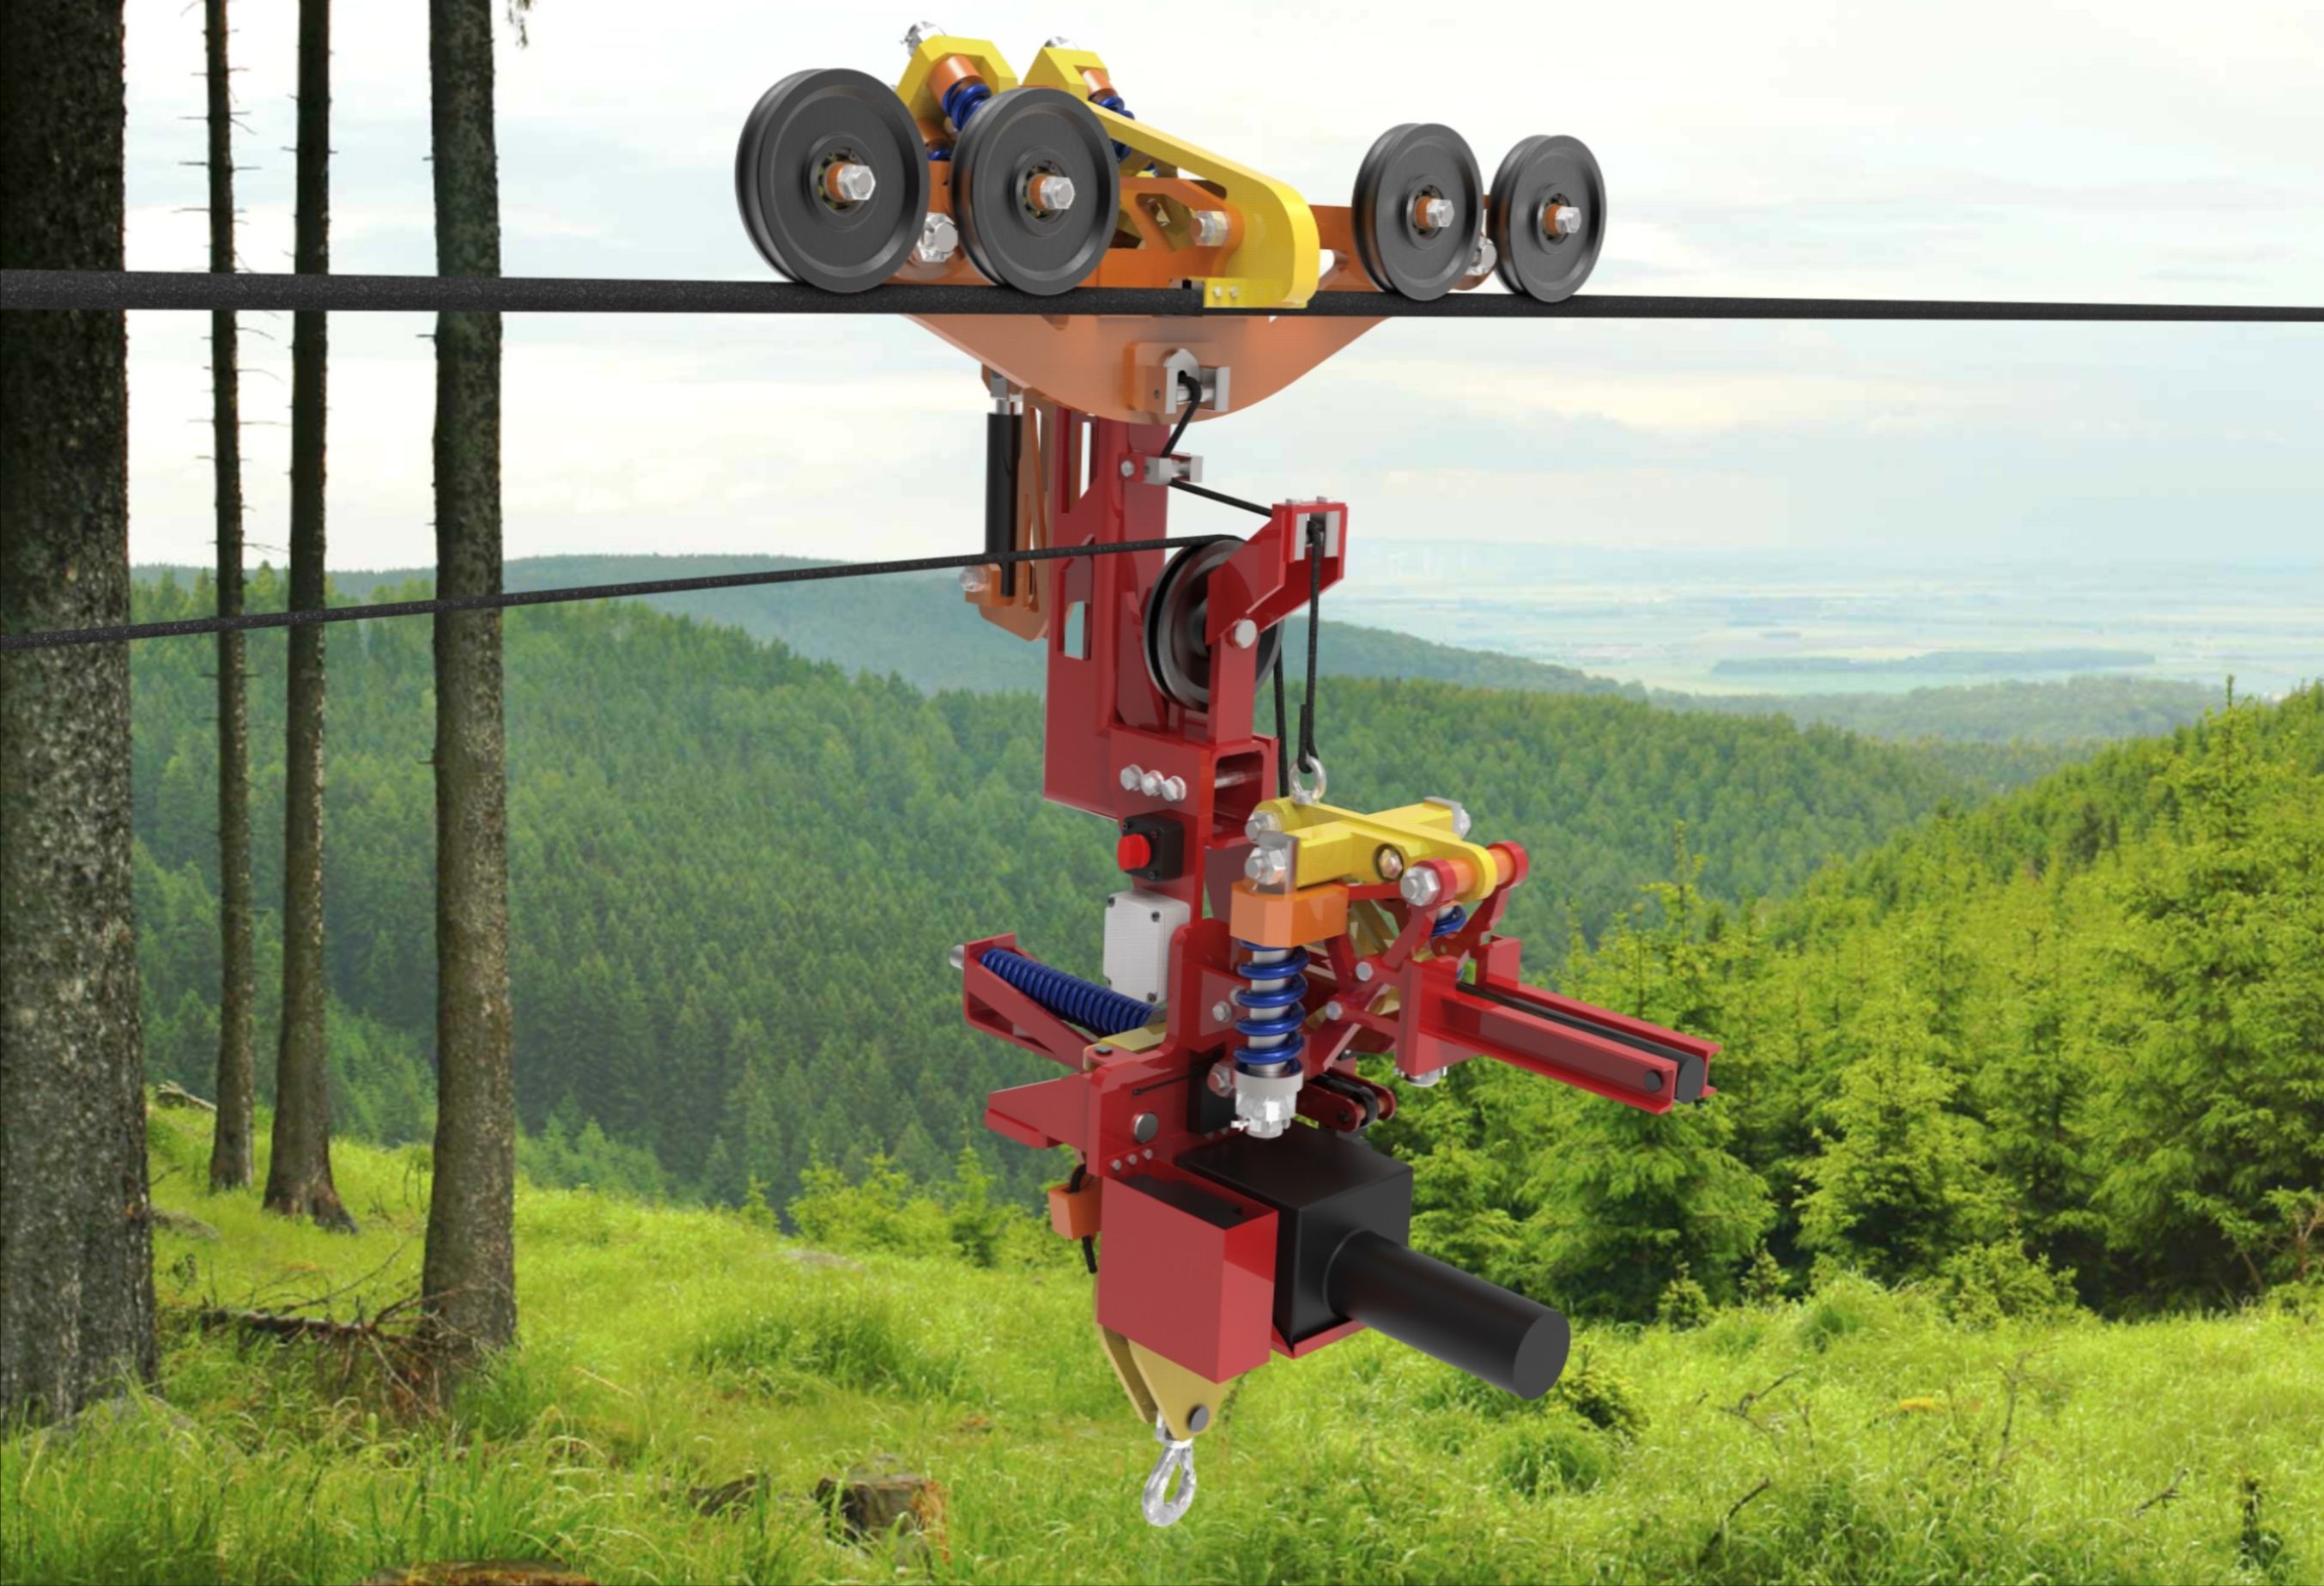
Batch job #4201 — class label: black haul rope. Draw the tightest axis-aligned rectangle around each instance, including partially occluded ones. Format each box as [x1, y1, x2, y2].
[7, 270, 2324, 321]
[0, 534, 1227, 653]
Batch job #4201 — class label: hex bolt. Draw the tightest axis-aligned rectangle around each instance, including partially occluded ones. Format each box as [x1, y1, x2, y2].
[1043, 33, 1077, 47]
[947, 944, 967, 971]
[1322, 1000, 1345, 1021]
[828, 161, 878, 205]
[1211, 1000, 1233, 1024]
[902, 20, 949, 50]
[1417, 195, 1454, 233]
[1467, 235, 1498, 277]
[958, 566, 989, 595]
[1192, 210, 1231, 247]
[1161, 775, 1187, 803]
[1355, 961, 1375, 983]
[1132, 1112, 1159, 1143]
[1374, 844, 1406, 881]
[1401, 866, 1445, 908]
[1547, 203, 1584, 240]
[1245, 810, 1282, 841]
[1208, 1064, 1235, 1096]
[915, 211, 959, 264]
[1245, 845, 1290, 887]
[1120, 764, 1144, 791]
[1229, 618, 1258, 649]
[1032, 173, 1077, 212]
[1120, 458, 1138, 477]
[1404, 1067, 1442, 1088]
[1140, 770, 1166, 799]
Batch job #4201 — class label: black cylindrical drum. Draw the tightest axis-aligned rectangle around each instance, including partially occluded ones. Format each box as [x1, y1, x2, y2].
[1326, 1231, 1570, 1398]
[985, 409, 1021, 595]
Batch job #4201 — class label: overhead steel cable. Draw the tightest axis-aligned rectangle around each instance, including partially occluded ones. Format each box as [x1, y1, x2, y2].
[6, 269, 2324, 321]
[0, 536, 1219, 653]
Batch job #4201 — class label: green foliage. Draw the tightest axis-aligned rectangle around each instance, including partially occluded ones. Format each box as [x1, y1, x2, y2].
[1551, 1348, 1648, 1441]
[1934, 1238, 2079, 1328]
[1658, 1264, 1716, 1330]
[124, 569, 1984, 1216]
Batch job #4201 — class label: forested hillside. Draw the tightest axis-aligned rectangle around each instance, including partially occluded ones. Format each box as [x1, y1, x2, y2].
[1387, 684, 2324, 1319]
[129, 568, 1986, 1206]
[246, 555, 2221, 750]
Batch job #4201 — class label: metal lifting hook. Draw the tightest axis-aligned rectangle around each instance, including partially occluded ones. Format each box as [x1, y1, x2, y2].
[1141, 1412, 1198, 1527]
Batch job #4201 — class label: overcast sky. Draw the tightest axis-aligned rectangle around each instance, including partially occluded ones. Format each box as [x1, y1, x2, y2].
[120, 0, 2323, 572]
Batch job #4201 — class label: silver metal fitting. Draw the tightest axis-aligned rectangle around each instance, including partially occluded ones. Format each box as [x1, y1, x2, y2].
[1400, 866, 1445, 908]
[1243, 834, 1294, 890]
[1354, 961, 1375, 983]
[902, 20, 948, 50]
[915, 211, 958, 264]
[1321, 1000, 1344, 1021]
[1120, 458, 1138, 477]
[947, 944, 967, 971]
[1141, 452, 1203, 487]
[958, 566, 990, 595]
[1234, 1066, 1303, 1139]
[1120, 763, 1144, 791]
[1419, 195, 1455, 232]
[1228, 618, 1258, 650]
[1191, 210, 1231, 248]
[1031, 173, 1077, 212]
[1424, 795, 1473, 837]
[1244, 809, 1283, 842]
[1043, 33, 1077, 48]
[830, 161, 878, 204]
[1140, 769, 1166, 799]
[1160, 775, 1188, 804]
[1400, 1066, 1443, 1088]
[1466, 235, 1498, 278]
[1548, 203, 1584, 240]
[1211, 1000, 1234, 1024]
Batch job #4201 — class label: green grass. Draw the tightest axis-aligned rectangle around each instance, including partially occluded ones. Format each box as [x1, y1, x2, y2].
[6, 1108, 2320, 1584]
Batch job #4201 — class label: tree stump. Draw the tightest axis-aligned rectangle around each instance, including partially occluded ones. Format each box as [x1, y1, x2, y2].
[154, 1081, 215, 1112]
[813, 1460, 945, 1550]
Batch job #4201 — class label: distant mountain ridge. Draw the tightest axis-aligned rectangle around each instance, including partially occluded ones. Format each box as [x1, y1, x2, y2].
[137, 555, 2225, 751]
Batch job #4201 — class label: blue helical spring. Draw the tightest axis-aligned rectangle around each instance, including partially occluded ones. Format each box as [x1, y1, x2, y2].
[941, 80, 992, 134]
[1089, 90, 1137, 162]
[1232, 940, 1309, 1074]
[981, 947, 1153, 1037]
[1431, 905, 1470, 939]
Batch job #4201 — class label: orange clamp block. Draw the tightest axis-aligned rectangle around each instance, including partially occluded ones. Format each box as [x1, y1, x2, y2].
[1048, 1176, 1102, 1241]
[1228, 880, 1349, 949]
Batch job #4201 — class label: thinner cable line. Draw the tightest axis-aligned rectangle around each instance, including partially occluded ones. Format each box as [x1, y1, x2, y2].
[7, 270, 2324, 322]
[0, 535, 1221, 653]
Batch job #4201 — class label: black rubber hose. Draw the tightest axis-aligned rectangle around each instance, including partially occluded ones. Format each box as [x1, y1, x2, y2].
[986, 407, 1022, 595]
[1326, 1231, 1571, 1398]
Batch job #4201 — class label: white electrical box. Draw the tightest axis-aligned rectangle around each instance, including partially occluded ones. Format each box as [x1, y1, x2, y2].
[1102, 889, 1190, 1010]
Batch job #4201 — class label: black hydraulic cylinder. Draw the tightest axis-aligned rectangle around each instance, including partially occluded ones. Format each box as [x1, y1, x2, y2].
[986, 408, 1021, 596]
[1326, 1231, 1571, 1399]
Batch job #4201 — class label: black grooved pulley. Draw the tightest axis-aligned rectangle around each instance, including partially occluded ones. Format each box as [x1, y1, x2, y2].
[1490, 134, 1607, 303]
[1350, 123, 1484, 301]
[951, 88, 1120, 296]
[1144, 536, 1282, 714]
[736, 68, 930, 294]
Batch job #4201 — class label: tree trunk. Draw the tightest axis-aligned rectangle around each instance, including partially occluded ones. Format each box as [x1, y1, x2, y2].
[205, 0, 257, 1195]
[264, 0, 353, 1231]
[0, 0, 159, 1425]
[422, 0, 517, 1359]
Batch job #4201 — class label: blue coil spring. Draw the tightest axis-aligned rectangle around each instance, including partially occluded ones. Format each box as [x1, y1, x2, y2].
[942, 80, 992, 133]
[980, 948, 1154, 1037]
[1232, 940, 1309, 1074]
[1089, 90, 1137, 162]
[1431, 905, 1469, 939]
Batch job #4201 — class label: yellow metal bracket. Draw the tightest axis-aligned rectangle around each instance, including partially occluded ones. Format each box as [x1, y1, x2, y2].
[1097, 1323, 1234, 1442]
[1025, 45, 1320, 309]
[895, 35, 1019, 132]
[1257, 797, 1503, 905]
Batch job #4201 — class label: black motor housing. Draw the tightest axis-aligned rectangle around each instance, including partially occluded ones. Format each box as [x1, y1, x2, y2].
[1182, 1123, 1569, 1398]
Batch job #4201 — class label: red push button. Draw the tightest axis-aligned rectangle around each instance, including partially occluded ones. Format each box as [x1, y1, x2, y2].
[1116, 832, 1154, 872]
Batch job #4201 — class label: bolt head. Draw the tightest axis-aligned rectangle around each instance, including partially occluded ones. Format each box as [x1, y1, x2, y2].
[1211, 1000, 1233, 1024]
[1374, 844, 1406, 881]
[1322, 1000, 1344, 1021]
[1140, 770, 1165, 799]
[1132, 1112, 1159, 1143]
[1549, 203, 1584, 240]
[1033, 173, 1077, 212]
[1120, 458, 1137, 477]
[1229, 618, 1258, 650]
[1043, 33, 1076, 47]
[1161, 775, 1187, 803]
[1120, 764, 1143, 790]
[1419, 196, 1455, 232]
[1466, 236, 1498, 278]
[1208, 1063, 1235, 1096]
[947, 944, 967, 971]
[1245, 810, 1282, 842]
[957, 566, 989, 595]
[1354, 960, 1375, 983]
[1403, 1066, 1442, 1088]
[1192, 210, 1231, 248]
[1400, 866, 1445, 908]
[1245, 846, 1290, 887]
[832, 162, 878, 204]
[902, 20, 948, 50]
[915, 211, 958, 264]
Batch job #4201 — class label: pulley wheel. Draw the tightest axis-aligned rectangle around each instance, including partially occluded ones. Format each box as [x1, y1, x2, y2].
[1490, 134, 1606, 303]
[951, 87, 1120, 295]
[1144, 537, 1283, 714]
[1350, 123, 1484, 301]
[735, 68, 929, 293]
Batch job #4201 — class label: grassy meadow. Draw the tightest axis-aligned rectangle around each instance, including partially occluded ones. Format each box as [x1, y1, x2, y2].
[4, 1104, 2319, 1585]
